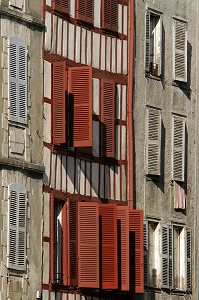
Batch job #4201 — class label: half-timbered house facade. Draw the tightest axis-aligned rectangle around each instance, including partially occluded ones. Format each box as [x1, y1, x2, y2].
[43, 0, 144, 299]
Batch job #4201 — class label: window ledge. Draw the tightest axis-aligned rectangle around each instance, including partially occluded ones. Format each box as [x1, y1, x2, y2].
[145, 72, 162, 81]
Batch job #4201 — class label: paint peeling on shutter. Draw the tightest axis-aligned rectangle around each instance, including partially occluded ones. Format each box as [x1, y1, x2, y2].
[143, 220, 148, 286]
[162, 224, 169, 288]
[9, 37, 27, 124]
[69, 66, 92, 147]
[173, 20, 187, 82]
[169, 226, 174, 289]
[172, 116, 185, 182]
[99, 204, 117, 289]
[69, 199, 78, 286]
[146, 108, 161, 175]
[117, 206, 129, 291]
[102, 0, 118, 32]
[186, 228, 191, 291]
[52, 0, 69, 14]
[78, 202, 99, 288]
[8, 184, 26, 271]
[145, 11, 150, 72]
[129, 210, 144, 293]
[52, 61, 67, 144]
[100, 79, 115, 158]
[77, 0, 93, 24]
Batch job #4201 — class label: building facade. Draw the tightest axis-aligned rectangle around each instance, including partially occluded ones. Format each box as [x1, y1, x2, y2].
[0, 0, 44, 299]
[42, 0, 144, 299]
[134, 0, 198, 299]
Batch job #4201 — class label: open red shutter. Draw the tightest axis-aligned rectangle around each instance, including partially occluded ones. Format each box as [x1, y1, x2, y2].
[78, 202, 99, 288]
[99, 204, 118, 289]
[102, 0, 118, 32]
[117, 206, 129, 291]
[77, 0, 93, 23]
[68, 200, 78, 286]
[52, 61, 67, 144]
[62, 202, 69, 285]
[69, 66, 92, 147]
[52, 0, 69, 14]
[129, 210, 144, 293]
[100, 79, 115, 157]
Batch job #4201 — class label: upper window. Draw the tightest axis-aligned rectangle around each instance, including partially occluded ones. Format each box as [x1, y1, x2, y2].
[7, 184, 27, 271]
[145, 10, 162, 76]
[52, 0, 69, 15]
[8, 37, 27, 124]
[101, 0, 118, 32]
[173, 19, 187, 82]
[76, 0, 93, 24]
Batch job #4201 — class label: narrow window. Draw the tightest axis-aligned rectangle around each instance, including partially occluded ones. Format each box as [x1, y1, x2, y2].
[54, 201, 63, 283]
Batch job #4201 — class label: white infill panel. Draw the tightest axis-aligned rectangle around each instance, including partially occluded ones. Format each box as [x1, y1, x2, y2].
[121, 125, 126, 160]
[43, 147, 51, 184]
[62, 155, 66, 192]
[68, 23, 75, 60]
[44, 61, 51, 99]
[80, 160, 86, 195]
[75, 158, 80, 194]
[94, 0, 101, 28]
[92, 163, 99, 197]
[93, 32, 100, 69]
[43, 103, 51, 144]
[85, 162, 91, 196]
[123, 40, 127, 74]
[45, 12, 52, 51]
[115, 166, 120, 200]
[93, 121, 99, 157]
[118, 4, 122, 34]
[101, 35, 106, 70]
[42, 290, 49, 300]
[122, 85, 127, 121]
[52, 15, 57, 53]
[116, 84, 121, 119]
[43, 242, 50, 284]
[117, 39, 122, 74]
[116, 125, 121, 161]
[75, 26, 81, 63]
[112, 38, 116, 73]
[93, 78, 99, 115]
[105, 165, 109, 199]
[121, 165, 126, 201]
[87, 30, 92, 65]
[57, 18, 62, 55]
[62, 21, 68, 58]
[100, 164, 105, 198]
[56, 154, 61, 191]
[50, 154, 56, 188]
[43, 193, 50, 237]
[106, 37, 111, 72]
[67, 156, 74, 194]
[123, 5, 127, 35]
[81, 28, 86, 64]
[70, 0, 75, 18]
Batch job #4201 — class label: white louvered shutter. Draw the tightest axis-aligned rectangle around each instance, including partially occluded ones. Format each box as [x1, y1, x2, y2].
[173, 20, 187, 82]
[8, 184, 27, 271]
[146, 108, 161, 175]
[162, 224, 169, 288]
[143, 220, 148, 286]
[145, 11, 151, 71]
[9, 37, 27, 124]
[172, 116, 185, 181]
[169, 226, 174, 289]
[186, 229, 191, 291]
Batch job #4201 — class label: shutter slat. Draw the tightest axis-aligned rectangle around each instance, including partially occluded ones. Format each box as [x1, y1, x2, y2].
[69, 200, 78, 286]
[100, 204, 118, 289]
[186, 229, 191, 291]
[143, 220, 148, 286]
[52, 0, 69, 14]
[129, 210, 144, 293]
[162, 224, 169, 288]
[102, 0, 118, 32]
[77, 0, 93, 24]
[52, 61, 67, 144]
[69, 66, 92, 147]
[145, 11, 150, 71]
[169, 226, 174, 289]
[78, 202, 99, 288]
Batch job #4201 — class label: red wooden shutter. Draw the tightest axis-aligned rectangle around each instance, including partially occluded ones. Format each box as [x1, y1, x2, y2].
[100, 79, 115, 157]
[62, 202, 69, 285]
[99, 204, 118, 289]
[68, 200, 78, 286]
[117, 206, 129, 291]
[129, 210, 144, 293]
[78, 202, 99, 288]
[76, 0, 93, 24]
[52, 61, 67, 144]
[102, 0, 118, 32]
[52, 0, 69, 14]
[69, 66, 92, 147]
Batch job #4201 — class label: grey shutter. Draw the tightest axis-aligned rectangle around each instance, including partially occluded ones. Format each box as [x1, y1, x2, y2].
[144, 220, 148, 286]
[169, 226, 174, 289]
[145, 11, 151, 71]
[162, 224, 169, 288]
[8, 184, 26, 271]
[146, 108, 161, 175]
[9, 37, 27, 124]
[172, 116, 185, 181]
[173, 20, 187, 82]
[186, 229, 191, 291]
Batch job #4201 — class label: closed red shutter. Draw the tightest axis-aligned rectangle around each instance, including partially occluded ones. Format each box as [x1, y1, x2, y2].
[52, 61, 67, 144]
[102, 0, 118, 32]
[77, 0, 93, 24]
[52, 0, 69, 14]
[99, 204, 118, 289]
[100, 79, 115, 157]
[68, 200, 78, 286]
[69, 66, 92, 147]
[62, 202, 69, 285]
[78, 202, 99, 288]
[129, 210, 144, 293]
[117, 206, 129, 291]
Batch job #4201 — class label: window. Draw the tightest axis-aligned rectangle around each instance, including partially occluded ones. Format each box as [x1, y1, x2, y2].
[76, 0, 93, 24]
[173, 19, 187, 82]
[8, 37, 27, 124]
[7, 184, 27, 271]
[101, 0, 118, 32]
[172, 115, 185, 182]
[145, 10, 162, 76]
[146, 107, 161, 175]
[100, 79, 116, 158]
[54, 201, 63, 283]
[52, 62, 92, 147]
[52, 0, 69, 15]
